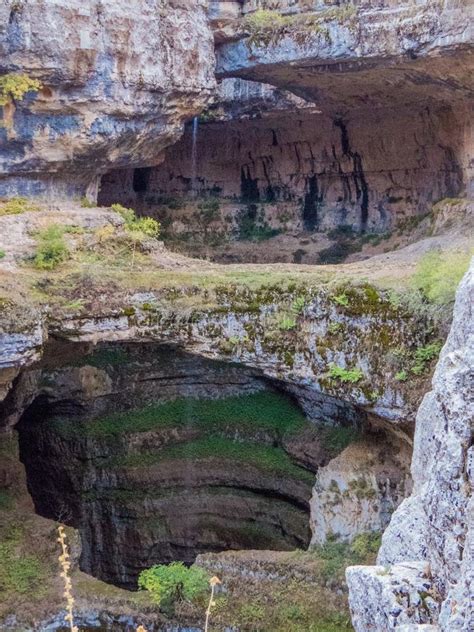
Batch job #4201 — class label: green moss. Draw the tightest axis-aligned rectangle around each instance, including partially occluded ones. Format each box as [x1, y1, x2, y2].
[109, 436, 315, 484]
[53, 391, 309, 440]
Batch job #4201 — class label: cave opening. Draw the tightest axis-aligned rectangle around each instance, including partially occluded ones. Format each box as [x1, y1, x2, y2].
[97, 80, 466, 266]
[13, 341, 357, 590]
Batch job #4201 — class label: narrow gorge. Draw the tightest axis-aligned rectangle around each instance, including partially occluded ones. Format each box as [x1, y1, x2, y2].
[0, 1, 472, 631]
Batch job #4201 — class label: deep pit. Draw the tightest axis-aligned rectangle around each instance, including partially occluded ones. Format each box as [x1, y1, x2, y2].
[14, 342, 362, 589]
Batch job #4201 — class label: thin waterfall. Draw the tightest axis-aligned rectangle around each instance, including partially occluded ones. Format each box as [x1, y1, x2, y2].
[191, 116, 199, 197]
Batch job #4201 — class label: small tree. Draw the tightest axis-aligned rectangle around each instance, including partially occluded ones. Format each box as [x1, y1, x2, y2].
[138, 562, 209, 612]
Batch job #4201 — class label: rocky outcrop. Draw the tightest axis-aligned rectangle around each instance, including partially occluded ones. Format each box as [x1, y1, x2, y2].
[346, 259, 474, 631]
[0, 0, 215, 199]
[0, 206, 440, 433]
[216, 1, 474, 115]
[310, 437, 411, 546]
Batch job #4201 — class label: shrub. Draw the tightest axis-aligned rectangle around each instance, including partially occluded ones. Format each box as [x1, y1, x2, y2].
[111, 203, 160, 239]
[328, 364, 363, 384]
[0, 73, 42, 107]
[80, 196, 95, 208]
[138, 562, 209, 609]
[0, 196, 38, 216]
[0, 249, 5, 260]
[412, 249, 471, 305]
[33, 224, 69, 270]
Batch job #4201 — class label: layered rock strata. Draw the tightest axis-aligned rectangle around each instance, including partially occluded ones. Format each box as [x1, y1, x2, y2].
[15, 343, 329, 588]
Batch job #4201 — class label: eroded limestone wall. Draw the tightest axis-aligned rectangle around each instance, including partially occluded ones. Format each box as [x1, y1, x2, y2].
[99, 103, 470, 233]
[0, 0, 215, 199]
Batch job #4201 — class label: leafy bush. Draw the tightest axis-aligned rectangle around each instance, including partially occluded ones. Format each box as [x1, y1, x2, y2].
[33, 224, 69, 270]
[138, 562, 209, 609]
[0, 249, 5, 260]
[412, 249, 471, 305]
[0, 73, 42, 107]
[328, 364, 363, 384]
[111, 203, 160, 239]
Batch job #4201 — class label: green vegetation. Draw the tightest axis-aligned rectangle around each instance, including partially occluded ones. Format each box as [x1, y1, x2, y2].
[412, 249, 471, 306]
[0, 73, 42, 107]
[138, 562, 209, 610]
[242, 5, 357, 47]
[53, 391, 309, 439]
[277, 314, 297, 331]
[0, 530, 46, 596]
[236, 205, 280, 242]
[0, 250, 5, 260]
[395, 370, 408, 382]
[330, 293, 349, 307]
[33, 224, 70, 270]
[328, 322, 344, 335]
[108, 436, 315, 484]
[328, 365, 363, 384]
[80, 196, 95, 208]
[0, 196, 38, 216]
[411, 342, 442, 376]
[310, 532, 381, 581]
[111, 203, 160, 239]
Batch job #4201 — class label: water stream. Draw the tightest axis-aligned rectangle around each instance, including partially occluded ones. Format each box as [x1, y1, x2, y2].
[191, 116, 199, 196]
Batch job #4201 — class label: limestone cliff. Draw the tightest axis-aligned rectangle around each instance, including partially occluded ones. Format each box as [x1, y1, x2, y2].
[346, 258, 473, 631]
[0, 0, 215, 199]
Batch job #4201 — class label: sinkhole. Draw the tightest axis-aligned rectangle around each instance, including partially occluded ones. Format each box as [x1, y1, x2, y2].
[14, 342, 356, 590]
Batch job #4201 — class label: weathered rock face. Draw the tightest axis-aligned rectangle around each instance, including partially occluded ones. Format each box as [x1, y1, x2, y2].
[216, 1, 474, 116]
[310, 437, 411, 546]
[99, 90, 470, 243]
[15, 343, 330, 588]
[0, 0, 215, 199]
[346, 258, 474, 631]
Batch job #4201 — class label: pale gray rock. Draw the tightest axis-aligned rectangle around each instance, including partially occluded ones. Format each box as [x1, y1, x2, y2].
[0, 0, 215, 199]
[347, 259, 474, 631]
